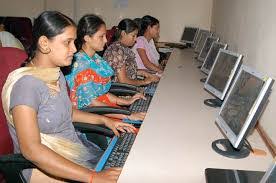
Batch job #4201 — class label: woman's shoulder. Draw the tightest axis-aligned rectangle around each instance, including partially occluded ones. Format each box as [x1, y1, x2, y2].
[11, 75, 46, 100]
[14, 75, 44, 88]
[105, 42, 122, 52]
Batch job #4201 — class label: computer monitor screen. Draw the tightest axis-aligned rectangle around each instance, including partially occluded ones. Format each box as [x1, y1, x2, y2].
[216, 65, 274, 149]
[204, 49, 243, 100]
[180, 26, 199, 44]
[198, 36, 220, 62]
[193, 29, 209, 48]
[195, 32, 212, 53]
[201, 42, 228, 74]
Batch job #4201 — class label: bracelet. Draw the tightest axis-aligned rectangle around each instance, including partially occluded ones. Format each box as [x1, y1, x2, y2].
[89, 171, 95, 183]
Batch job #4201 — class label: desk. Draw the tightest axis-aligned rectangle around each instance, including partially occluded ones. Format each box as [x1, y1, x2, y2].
[118, 49, 272, 183]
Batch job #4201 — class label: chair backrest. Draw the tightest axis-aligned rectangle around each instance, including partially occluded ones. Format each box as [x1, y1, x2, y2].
[0, 47, 27, 182]
[0, 16, 33, 52]
[106, 26, 117, 46]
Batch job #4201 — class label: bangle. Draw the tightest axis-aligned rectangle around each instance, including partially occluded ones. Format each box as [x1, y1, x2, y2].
[89, 171, 95, 183]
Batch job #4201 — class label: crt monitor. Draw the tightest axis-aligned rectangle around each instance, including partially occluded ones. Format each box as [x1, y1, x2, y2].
[204, 49, 243, 100]
[195, 31, 212, 53]
[201, 41, 228, 74]
[193, 29, 209, 48]
[198, 36, 220, 62]
[214, 65, 274, 158]
[180, 26, 199, 44]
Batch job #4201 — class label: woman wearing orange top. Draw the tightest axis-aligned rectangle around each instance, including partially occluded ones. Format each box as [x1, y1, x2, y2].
[65, 14, 145, 120]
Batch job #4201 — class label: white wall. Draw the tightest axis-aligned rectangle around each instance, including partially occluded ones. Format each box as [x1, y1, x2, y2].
[212, 0, 276, 145]
[0, 0, 213, 42]
[0, 0, 45, 20]
[77, 0, 213, 42]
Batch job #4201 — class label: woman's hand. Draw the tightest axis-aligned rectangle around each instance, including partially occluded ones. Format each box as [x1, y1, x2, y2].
[104, 118, 136, 136]
[149, 74, 160, 82]
[127, 112, 146, 121]
[128, 93, 146, 105]
[93, 168, 122, 183]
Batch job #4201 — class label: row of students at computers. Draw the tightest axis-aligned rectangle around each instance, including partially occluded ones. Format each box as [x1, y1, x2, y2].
[2, 11, 165, 183]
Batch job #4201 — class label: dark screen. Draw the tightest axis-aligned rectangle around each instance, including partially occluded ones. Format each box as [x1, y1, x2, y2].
[220, 71, 264, 135]
[181, 27, 198, 42]
[203, 43, 226, 72]
[208, 52, 239, 93]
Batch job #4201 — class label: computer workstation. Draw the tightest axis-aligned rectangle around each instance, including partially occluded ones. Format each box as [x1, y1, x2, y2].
[203, 49, 243, 108]
[200, 41, 228, 82]
[162, 26, 199, 49]
[118, 49, 272, 183]
[211, 65, 274, 159]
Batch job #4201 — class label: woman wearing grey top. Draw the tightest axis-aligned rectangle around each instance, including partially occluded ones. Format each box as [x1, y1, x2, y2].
[3, 11, 135, 183]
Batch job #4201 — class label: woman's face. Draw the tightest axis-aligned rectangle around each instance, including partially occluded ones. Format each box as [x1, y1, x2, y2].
[149, 23, 160, 40]
[88, 24, 107, 52]
[121, 29, 138, 47]
[46, 25, 77, 67]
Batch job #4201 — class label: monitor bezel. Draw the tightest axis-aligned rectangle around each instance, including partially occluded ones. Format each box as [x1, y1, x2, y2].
[198, 36, 220, 62]
[215, 65, 274, 149]
[201, 41, 228, 74]
[204, 49, 243, 100]
[193, 29, 209, 48]
[195, 32, 213, 53]
[180, 26, 199, 44]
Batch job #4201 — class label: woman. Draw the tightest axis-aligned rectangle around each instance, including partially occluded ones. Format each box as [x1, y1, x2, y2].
[65, 14, 145, 120]
[103, 18, 159, 86]
[2, 11, 136, 183]
[132, 15, 163, 73]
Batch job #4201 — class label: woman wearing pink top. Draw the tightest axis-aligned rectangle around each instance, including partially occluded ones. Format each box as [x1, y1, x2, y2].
[132, 15, 163, 74]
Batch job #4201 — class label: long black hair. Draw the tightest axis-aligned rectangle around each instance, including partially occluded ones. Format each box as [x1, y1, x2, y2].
[114, 18, 138, 41]
[139, 15, 159, 36]
[26, 11, 75, 63]
[75, 14, 105, 51]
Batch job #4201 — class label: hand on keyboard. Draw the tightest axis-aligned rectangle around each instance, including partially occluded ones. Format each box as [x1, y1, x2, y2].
[93, 167, 122, 183]
[104, 118, 137, 136]
[128, 93, 147, 105]
[126, 112, 146, 121]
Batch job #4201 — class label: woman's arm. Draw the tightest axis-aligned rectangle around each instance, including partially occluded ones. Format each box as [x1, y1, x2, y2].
[13, 105, 125, 182]
[137, 70, 160, 82]
[117, 64, 152, 86]
[72, 108, 136, 135]
[137, 48, 163, 73]
[12, 105, 93, 183]
[106, 92, 145, 106]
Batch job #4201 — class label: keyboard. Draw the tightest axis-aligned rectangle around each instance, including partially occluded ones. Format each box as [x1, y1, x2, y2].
[95, 133, 136, 172]
[165, 43, 188, 49]
[129, 95, 152, 112]
[144, 82, 158, 96]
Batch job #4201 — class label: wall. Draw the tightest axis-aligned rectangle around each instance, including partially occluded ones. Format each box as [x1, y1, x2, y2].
[212, 0, 276, 147]
[0, 0, 45, 20]
[0, 0, 213, 42]
[77, 0, 213, 42]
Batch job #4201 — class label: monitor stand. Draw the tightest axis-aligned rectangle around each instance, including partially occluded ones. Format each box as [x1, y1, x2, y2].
[204, 98, 223, 108]
[212, 139, 250, 159]
[200, 77, 207, 83]
[197, 64, 202, 69]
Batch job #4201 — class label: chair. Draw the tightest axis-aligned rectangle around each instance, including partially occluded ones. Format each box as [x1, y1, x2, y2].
[0, 17, 33, 52]
[0, 47, 114, 183]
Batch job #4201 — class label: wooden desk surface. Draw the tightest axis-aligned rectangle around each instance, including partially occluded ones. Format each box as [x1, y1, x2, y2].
[118, 49, 272, 183]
